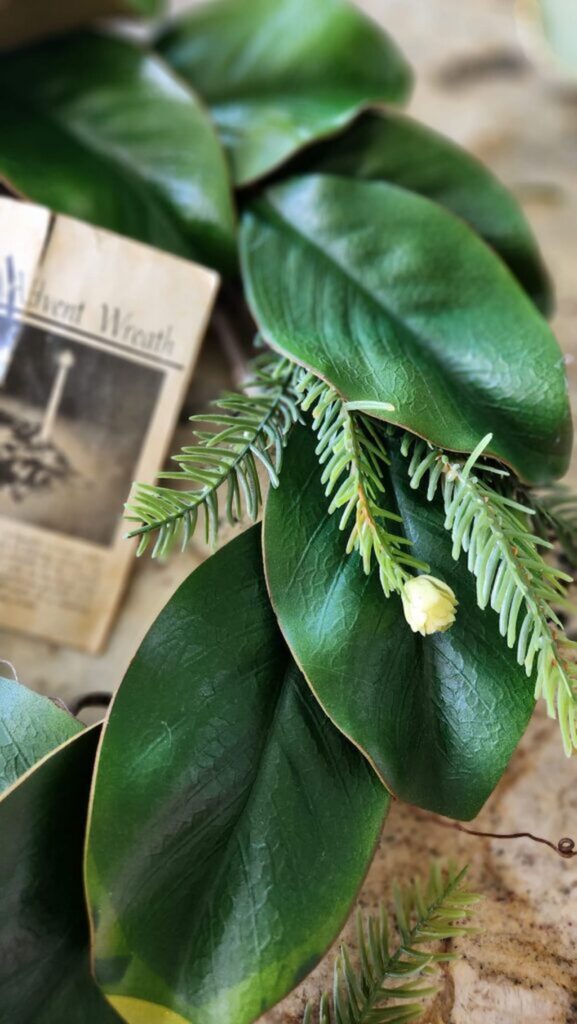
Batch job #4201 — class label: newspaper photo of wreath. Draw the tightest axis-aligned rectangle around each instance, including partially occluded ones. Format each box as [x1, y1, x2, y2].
[0, 327, 162, 544]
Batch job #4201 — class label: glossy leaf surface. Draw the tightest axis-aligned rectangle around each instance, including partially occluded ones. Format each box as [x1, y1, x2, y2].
[263, 426, 536, 820]
[158, 0, 412, 185]
[293, 110, 552, 312]
[241, 175, 572, 484]
[86, 526, 388, 1024]
[0, 675, 82, 793]
[0, 727, 120, 1022]
[0, 32, 236, 272]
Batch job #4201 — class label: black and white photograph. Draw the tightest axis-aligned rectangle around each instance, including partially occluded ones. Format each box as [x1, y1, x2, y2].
[0, 320, 163, 545]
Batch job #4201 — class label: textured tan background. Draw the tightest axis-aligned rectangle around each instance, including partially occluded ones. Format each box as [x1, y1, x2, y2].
[5, 1, 577, 1020]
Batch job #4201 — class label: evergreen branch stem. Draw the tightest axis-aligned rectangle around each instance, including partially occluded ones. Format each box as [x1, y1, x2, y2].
[402, 434, 577, 753]
[125, 354, 301, 556]
[298, 375, 427, 596]
[305, 863, 478, 1024]
[129, 389, 284, 540]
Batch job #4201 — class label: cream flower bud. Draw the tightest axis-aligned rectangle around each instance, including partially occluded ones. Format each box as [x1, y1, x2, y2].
[401, 575, 457, 636]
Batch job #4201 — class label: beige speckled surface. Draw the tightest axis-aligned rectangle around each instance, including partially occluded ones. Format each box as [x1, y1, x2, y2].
[4, 1, 577, 1020]
[262, 709, 577, 1023]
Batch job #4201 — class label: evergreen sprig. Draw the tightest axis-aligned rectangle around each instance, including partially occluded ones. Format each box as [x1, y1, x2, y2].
[125, 354, 301, 556]
[402, 433, 577, 754]
[303, 862, 478, 1024]
[298, 374, 427, 596]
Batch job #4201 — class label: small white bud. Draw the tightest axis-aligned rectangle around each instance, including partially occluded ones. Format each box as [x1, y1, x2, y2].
[401, 574, 458, 636]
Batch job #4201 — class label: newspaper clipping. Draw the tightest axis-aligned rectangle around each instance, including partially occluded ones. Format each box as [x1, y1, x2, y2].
[0, 198, 219, 651]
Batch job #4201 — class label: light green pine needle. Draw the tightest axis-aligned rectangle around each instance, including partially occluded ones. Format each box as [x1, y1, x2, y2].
[304, 862, 479, 1024]
[402, 433, 577, 755]
[298, 373, 427, 597]
[125, 353, 301, 557]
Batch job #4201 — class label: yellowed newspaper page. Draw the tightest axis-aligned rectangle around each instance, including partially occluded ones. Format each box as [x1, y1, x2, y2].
[0, 198, 219, 651]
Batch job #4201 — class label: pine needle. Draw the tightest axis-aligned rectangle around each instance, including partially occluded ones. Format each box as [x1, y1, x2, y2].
[125, 353, 301, 556]
[304, 862, 479, 1024]
[298, 374, 427, 596]
[402, 433, 577, 755]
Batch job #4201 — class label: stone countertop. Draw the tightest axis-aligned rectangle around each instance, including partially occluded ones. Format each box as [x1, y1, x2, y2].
[3, 1, 577, 1021]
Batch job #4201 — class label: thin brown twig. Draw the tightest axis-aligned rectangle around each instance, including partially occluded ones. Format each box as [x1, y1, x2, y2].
[412, 808, 576, 859]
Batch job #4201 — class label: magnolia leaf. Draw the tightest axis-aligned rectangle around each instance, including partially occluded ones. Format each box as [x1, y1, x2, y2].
[158, 0, 412, 186]
[86, 526, 388, 1024]
[0, 0, 165, 52]
[241, 175, 572, 485]
[292, 110, 552, 313]
[0, 727, 121, 1022]
[0, 675, 82, 793]
[263, 426, 536, 820]
[0, 32, 236, 273]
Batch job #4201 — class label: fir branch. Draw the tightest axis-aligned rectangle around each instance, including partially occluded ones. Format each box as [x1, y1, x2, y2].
[298, 374, 427, 597]
[125, 354, 301, 557]
[402, 433, 577, 754]
[303, 862, 479, 1024]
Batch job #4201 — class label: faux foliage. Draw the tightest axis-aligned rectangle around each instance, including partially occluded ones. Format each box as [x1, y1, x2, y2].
[264, 426, 536, 820]
[289, 109, 552, 314]
[1, 0, 577, 1022]
[0, 725, 119, 1023]
[0, 31, 236, 272]
[157, 0, 412, 185]
[403, 434, 577, 754]
[126, 353, 301, 555]
[0, 675, 82, 793]
[240, 175, 571, 485]
[86, 527, 388, 1024]
[299, 373, 426, 597]
[303, 863, 479, 1024]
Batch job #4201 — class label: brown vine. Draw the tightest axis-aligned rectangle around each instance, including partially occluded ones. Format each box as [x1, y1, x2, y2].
[413, 808, 576, 859]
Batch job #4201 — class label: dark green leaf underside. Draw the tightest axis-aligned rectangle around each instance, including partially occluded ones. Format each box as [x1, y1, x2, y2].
[0, 675, 82, 794]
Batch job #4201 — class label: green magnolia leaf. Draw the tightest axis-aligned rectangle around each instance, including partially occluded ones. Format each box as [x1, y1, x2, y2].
[263, 426, 536, 820]
[158, 0, 412, 186]
[86, 526, 388, 1024]
[0, 675, 82, 793]
[0, 32, 236, 272]
[0, 727, 121, 1023]
[291, 110, 552, 313]
[241, 175, 572, 485]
